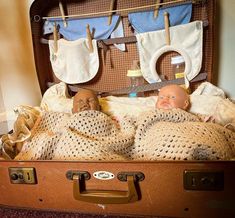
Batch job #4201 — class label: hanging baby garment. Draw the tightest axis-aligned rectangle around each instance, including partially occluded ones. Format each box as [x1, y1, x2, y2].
[110, 17, 126, 51]
[136, 21, 203, 85]
[128, 3, 192, 33]
[49, 38, 99, 84]
[44, 15, 125, 51]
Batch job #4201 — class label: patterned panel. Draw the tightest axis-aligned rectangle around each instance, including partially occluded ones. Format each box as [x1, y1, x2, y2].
[30, 0, 214, 94]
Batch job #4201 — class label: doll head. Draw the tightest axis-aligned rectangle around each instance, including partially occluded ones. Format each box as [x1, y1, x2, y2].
[72, 89, 100, 113]
[156, 84, 189, 110]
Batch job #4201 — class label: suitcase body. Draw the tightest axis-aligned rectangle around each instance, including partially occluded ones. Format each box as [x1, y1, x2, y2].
[1, 161, 235, 217]
[1, 0, 235, 217]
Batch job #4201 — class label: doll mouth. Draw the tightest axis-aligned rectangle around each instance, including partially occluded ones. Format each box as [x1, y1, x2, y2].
[79, 105, 90, 111]
[159, 102, 172, 109]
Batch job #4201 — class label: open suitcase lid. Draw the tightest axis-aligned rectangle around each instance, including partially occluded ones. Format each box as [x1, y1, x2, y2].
[29, 0, 215, 95]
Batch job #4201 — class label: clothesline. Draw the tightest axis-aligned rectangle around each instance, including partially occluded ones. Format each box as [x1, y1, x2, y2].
[40, 19, 208, 46]
[42, 0, 195, 20]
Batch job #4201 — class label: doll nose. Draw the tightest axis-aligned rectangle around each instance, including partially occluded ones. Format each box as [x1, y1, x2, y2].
[81, 99, 89, 104]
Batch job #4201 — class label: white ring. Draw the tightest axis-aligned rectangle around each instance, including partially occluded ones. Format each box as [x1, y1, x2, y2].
[149, 45, 192, 83]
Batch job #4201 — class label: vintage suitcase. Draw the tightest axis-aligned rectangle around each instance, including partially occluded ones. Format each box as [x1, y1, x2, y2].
[1, 0, 235, 217]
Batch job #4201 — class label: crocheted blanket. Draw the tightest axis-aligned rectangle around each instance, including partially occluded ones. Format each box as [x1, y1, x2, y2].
[13, 109, 235, 161]
[130, 109, 235, 160]
[15, 110, 135, 161]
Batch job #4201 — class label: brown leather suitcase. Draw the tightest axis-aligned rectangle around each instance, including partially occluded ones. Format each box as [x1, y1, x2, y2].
[1, 0, 235, 217]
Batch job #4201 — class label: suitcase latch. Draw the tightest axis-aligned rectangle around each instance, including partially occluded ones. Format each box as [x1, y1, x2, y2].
[117, 172, 145, 182]
[9, 167, 37, 184]
[66, 171, 91, 180]
[184, 170, 224, 191]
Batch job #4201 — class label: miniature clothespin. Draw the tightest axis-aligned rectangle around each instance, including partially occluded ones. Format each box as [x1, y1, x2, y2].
[59, 0, 67, 27]
[53, 22, 58, 53]
[99, 40, 114, 68]
[164, 12, 170, 45]
[154, 0, 161, 18]
[99, 40, 109, 67]
[86, 24, 93, 53]
[108, 0, 115, 25]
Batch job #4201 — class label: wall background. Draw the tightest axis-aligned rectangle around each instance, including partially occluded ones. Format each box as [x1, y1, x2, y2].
[214, 0, 235, 99]
[0, 0, 41, 133]
[0, 0, 234, 133]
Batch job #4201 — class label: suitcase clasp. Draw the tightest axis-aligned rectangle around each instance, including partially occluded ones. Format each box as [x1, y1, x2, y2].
[66, 170, 90, 181]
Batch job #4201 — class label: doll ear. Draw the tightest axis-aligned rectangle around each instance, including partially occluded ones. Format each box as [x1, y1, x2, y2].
[72, 103, 78, 113]
[183, 100, 190, 110]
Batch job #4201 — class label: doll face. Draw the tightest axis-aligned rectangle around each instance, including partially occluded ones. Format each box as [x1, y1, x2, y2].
[72, 89, 100, 113]
[156, 85, 189, 110]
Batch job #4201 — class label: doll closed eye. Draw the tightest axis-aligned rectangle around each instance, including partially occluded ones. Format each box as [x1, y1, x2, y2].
[77, 98, 95, 104]
[159, 95, 176, 100]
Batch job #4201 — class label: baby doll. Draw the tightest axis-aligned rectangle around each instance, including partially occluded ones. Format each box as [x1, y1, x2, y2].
[156, 84, 190, 110]
[155, 84, 212, 123]
[72, 88, 100, 113]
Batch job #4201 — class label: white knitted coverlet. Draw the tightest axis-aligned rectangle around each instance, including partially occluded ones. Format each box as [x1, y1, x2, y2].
[130, 109, 235, 160]
[15, 110, 135, 161]
[14, 109, 235, 161]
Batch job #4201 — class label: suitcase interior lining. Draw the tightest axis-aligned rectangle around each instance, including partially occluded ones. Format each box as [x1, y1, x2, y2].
[30, 0, 215, 95]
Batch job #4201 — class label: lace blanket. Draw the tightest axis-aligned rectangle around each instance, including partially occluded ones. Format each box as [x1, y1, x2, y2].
[15, 111, 135, 161]
[129, 109, 235, 160]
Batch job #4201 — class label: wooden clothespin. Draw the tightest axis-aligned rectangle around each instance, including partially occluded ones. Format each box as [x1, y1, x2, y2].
[86, 24, 93, 53]
[108, 0, 115, 25]
[53, 22, 58, 53]
[164, 12, 170, 45]
[154, 0, 161, 18]
[59, 0, 67, 27]
[99, 40, 109, 67]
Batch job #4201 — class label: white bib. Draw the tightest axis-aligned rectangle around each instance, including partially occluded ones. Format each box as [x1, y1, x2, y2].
[136, 21, 203, 86]
[49, 38, 99, 84]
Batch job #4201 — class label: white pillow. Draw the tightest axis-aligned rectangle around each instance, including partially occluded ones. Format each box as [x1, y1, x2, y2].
[40, 82, 73, 113]
[214, 98, 235, 126]
[40, 82, 235, 127]
[189, 95, 223, 115]
[99, 96, 157, 119]
[189, 82, 235, 126]
[191, 81, 226, 98]
[40, 83, 157, 118]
